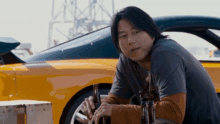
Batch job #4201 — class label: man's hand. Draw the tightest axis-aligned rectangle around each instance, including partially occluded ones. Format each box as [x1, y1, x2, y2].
[81, 96, 95, 120]
[91, 102, 112, 124]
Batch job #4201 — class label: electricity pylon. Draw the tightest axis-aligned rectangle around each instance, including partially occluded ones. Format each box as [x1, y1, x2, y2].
[48, 0, 115, 48]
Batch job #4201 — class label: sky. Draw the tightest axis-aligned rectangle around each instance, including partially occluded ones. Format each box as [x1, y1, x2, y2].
[0, 0, 220, 54]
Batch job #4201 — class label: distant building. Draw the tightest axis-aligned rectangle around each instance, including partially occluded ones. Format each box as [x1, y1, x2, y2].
[187, 46, 209, 55]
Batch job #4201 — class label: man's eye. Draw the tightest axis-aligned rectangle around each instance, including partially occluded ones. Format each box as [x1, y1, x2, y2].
[119, 35, 127, 39]
[134, 30, 139, 34]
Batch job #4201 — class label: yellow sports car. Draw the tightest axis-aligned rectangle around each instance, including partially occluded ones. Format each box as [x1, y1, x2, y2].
[0, 16, 220, 124]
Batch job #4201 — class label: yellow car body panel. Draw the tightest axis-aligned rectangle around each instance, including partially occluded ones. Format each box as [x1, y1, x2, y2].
[11, 59, 117, 123]
[201, 62, 220, 92]
[0, 65, 17, 101]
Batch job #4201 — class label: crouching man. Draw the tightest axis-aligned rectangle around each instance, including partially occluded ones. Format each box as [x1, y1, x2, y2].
[81, 6, 220, 124]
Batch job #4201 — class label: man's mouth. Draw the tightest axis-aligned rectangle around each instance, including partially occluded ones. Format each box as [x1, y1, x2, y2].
[131, 47, 140, 52]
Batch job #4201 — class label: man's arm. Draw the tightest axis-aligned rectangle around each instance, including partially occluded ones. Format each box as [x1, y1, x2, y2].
[103, 86, 185, 124]
[102, 92, 131, 104]
[108, 94, 185, 124]
[154, 93, 186, 123]
[151, 51, 187, 123]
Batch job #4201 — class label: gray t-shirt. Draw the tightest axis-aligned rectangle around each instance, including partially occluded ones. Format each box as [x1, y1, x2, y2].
[110, 38, 220, 123]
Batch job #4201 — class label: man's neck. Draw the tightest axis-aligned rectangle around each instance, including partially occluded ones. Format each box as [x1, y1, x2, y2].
[137, 55, 151, 70]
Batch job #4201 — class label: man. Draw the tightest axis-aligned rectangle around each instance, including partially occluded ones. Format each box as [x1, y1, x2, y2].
[81, 6, 220, 124]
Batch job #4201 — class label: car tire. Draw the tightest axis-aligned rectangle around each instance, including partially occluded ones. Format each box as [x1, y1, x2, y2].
[64, 88, 110, 124]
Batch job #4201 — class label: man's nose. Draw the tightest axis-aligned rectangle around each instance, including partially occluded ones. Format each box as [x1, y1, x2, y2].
[128, 36, 135, 45]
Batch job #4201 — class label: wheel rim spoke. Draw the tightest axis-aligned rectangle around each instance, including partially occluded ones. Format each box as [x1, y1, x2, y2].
[70, 95, 108, 124]
[75, 112, 88, 122]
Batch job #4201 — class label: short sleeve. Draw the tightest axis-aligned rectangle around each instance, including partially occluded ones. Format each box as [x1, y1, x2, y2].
[109, 54, 133, 99]
[151, 51, 187, 99]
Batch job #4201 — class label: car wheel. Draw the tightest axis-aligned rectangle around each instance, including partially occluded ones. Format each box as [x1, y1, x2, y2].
[64, 88, 110, 124]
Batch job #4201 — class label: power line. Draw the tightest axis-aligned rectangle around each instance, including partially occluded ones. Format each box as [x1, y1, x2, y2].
[48, 0, 115, 48]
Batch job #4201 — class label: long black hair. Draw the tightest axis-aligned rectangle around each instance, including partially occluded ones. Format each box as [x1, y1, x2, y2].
[111, 6, 167, 53]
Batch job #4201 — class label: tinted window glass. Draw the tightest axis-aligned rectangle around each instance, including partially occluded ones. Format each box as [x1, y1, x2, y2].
[25, 27, 119, 63]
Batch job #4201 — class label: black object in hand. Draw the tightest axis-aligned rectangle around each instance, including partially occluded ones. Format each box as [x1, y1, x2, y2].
[93, 84, 101, 110]
[92, 84, 106, 124]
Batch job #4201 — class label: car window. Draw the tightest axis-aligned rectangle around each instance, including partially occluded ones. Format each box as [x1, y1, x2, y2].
[162, 29, 220, 61]
[24, 27, 119, 63]
[42, 27, 110, 54]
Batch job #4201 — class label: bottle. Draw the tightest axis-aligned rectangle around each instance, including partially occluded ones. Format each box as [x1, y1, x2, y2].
[140, 90, 149, 124]
[93, 84, 105, 124]
[148, 98, 155, 124]
[148, 72, 155, 124]
[93, 84, 101, 110]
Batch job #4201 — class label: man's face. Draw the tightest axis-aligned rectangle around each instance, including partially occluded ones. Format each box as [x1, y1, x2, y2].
[118, 19, 154, 62]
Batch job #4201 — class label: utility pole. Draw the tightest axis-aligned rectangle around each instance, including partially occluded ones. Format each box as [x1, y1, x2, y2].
[48, 0, 115, 48]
